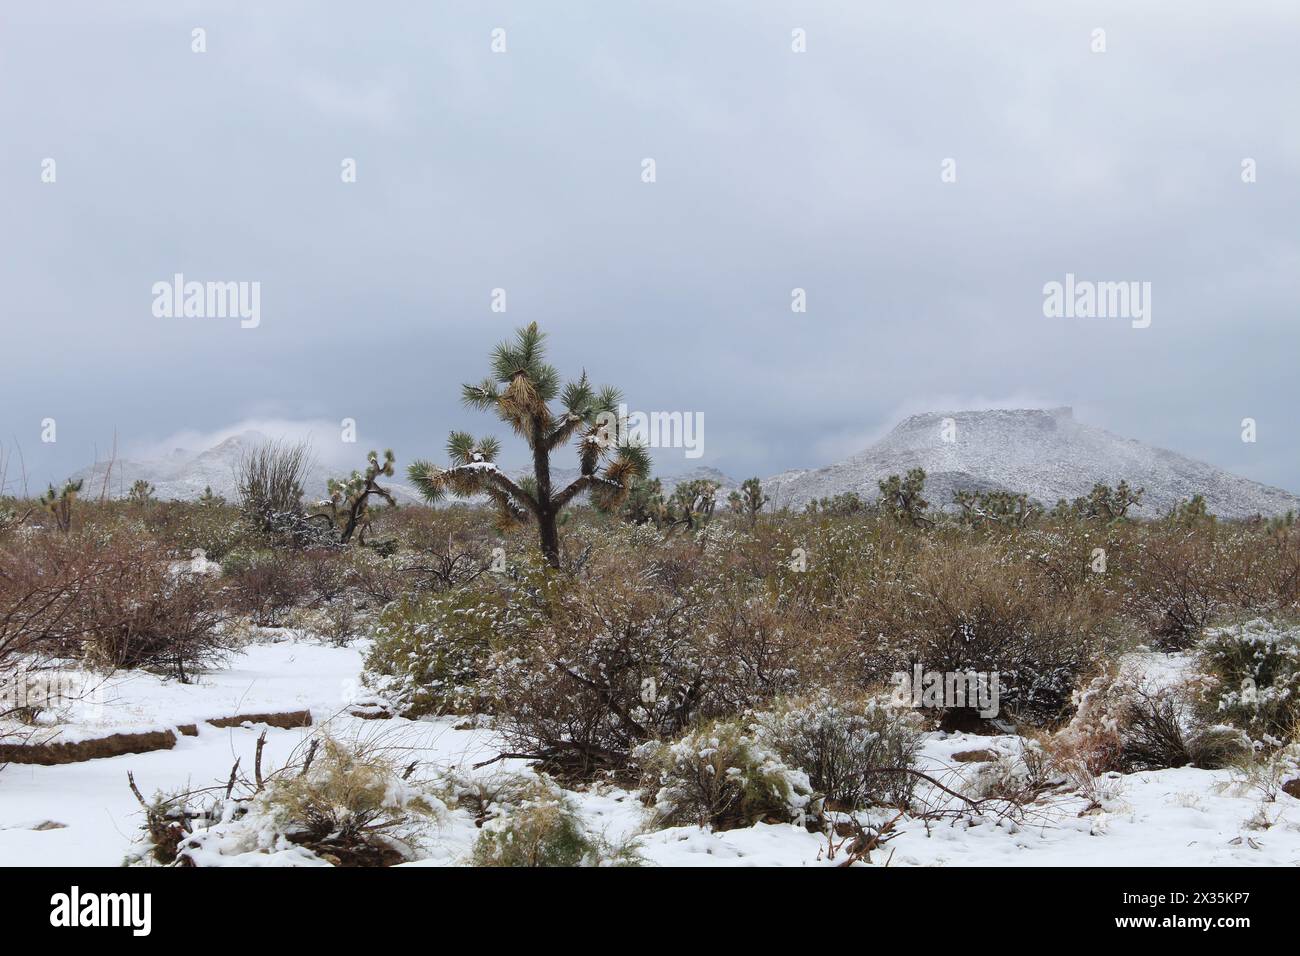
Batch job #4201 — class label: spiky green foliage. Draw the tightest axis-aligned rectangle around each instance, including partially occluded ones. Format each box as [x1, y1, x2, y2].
[127, 479, 156, 506]
[804, 491, 869, 517]
[1168, 494, 1215, 528]
[619, 476, 667, 526]
[727, 477, 768, 521]
[1052, 480, 1145, 522]
[667, 479, 720, 531]
[325, 450, 397, 545]
[40, 478, 83, 533]
[877, 468, 929, 527]
[953, 489, 1043, 528]
[408, 323, 649, 566]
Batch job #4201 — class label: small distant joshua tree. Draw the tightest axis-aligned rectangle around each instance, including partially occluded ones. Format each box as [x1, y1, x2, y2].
[877, 468, 930, 527]
[1055, 480, 1144, 522]
[954, 489, 1042, 528]
[40, 478, 83, 533]
[669, 479, 720, 530]
[127, 479, 156, 506]
[727, 477, 768, 521]
[324, 450, 397, 545]
[198, 485, 226, 507]
[408, 323, 649, 568]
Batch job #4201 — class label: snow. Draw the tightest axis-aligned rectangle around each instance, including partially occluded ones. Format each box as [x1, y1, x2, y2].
[3, 637, 1299, 867]
[763, 407, 1300, 518]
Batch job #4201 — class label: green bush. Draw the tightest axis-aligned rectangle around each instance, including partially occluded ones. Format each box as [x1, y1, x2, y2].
[362, 591, 506, 716]
[469, 779, 601, 867]
[757, 692, 924, 809]
[637, 718, 814, 831]
[1196, 617, 1300, 746]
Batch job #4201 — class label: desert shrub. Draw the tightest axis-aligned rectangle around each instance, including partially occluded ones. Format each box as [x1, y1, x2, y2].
[469, 778, 601, 867]
[1057, 662, 1249, 774]
[140, 500, 246, 561]
[1196, 617, 1300, 746]
[1123, 526, 1280, 647]
[236, 439, 314, 539]
[297, 548, 353, 603]
[220, 547, 307, 626]
[757, 692, 924, 809]
[135, 735, 445, 867]
[485, 556, 815, 778]
[260, 737, 440, 855]
[345, 550, 408, 607]
[858, 540, 1113, 727]
[1, 531, 225, 681]
[363, 590, 515, 716]
[637, 718, 814, 831]
[79, 564, 224, 680]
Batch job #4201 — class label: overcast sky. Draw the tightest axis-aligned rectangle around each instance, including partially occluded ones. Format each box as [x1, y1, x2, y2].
[2, 1, 1297, 495]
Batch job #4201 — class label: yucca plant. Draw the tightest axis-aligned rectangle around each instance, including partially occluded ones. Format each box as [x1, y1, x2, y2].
[40, 478, 83, 533]
[408, 323, 649, 567]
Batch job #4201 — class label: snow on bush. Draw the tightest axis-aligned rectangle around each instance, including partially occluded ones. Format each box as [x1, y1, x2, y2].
[755, 691, 924, 810]
[130, 736, 446, 867]
[637, 718, 814, 831]
[362, 592, 507, 716]
[1056, 660, 1247, 775]
[468, 775, 638, 867]
[1197, 617, 1300, 747]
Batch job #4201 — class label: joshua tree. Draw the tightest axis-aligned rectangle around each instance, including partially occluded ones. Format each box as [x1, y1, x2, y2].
[40, 478, 83, 533]
[1058, 480, 1144, 522]
[727, 477, 768, 521]
[127, 479, 156, 506]
[408, 323, 648, 567]
[324, 450, 397, 545]
[877, 468, 929, 527]
[953, 489, 1042, 528]
[668, 479, 719, 530]
[620, 476, 667, 526]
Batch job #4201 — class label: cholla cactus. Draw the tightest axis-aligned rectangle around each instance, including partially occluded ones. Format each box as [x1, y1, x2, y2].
[40, 478, 83, 533]
[408, 323, 648, 567]
[325, 450, 396, 545]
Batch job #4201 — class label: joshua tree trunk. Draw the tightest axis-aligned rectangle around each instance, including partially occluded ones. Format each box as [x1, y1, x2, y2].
[531, 417, 560, 567]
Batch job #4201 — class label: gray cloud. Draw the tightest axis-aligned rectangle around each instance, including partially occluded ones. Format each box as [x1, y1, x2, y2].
[1, 1, 1296, 495]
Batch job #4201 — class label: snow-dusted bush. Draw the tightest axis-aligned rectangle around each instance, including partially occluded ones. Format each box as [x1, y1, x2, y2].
[1056, 662, 1248, 774]
[363, 590, 518, 716]
[486, 555, 813, 778]
[1197, 617, 1300, 746]
[756, 692, 924, 809]
[860, 541, 1113, 726]
[467, 776, 638, 867]
[133, 736, 446, 867]
[220, 546, 308, 626]
[637, 718, 814, 831]
[0, 530, 226, 682]
[1123, 528, 1279, 647]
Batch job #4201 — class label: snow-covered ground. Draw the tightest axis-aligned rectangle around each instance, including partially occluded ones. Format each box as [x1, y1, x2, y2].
[2, 638, 1298, 867]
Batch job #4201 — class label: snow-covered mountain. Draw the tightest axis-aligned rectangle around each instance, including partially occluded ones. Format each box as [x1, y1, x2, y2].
[70, 431, 420, 504]
[70, 434, 737, 507]
[71, 410, 1297, 519]
[763, 407, 1300, 519]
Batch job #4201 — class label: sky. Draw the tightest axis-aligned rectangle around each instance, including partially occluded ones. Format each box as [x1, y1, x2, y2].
[1, 1, 1297, 495]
